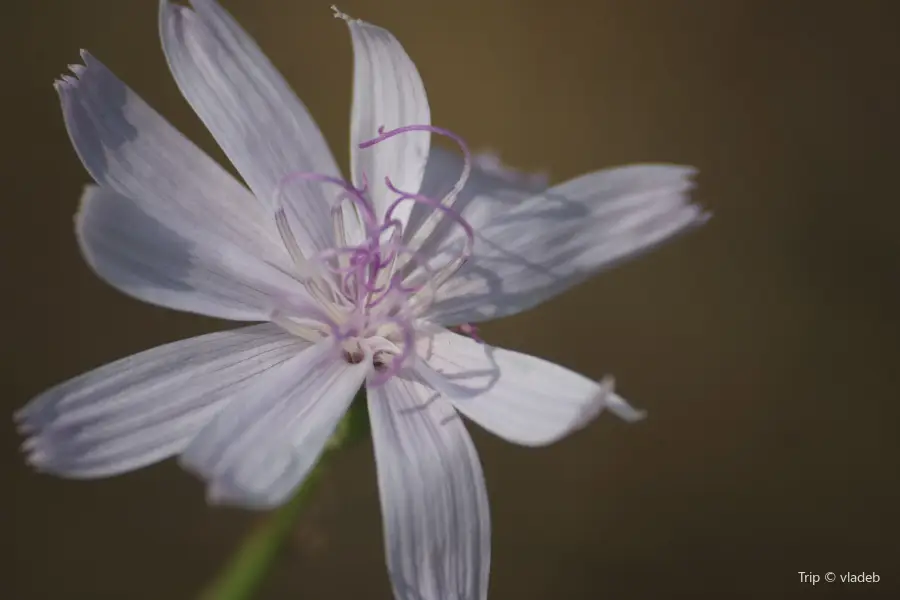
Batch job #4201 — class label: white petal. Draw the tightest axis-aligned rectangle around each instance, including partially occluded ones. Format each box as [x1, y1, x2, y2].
[341, 9, 431, 231]
[16, 324, 305, 479]
[423, 165, 709, 325]
[159, 0, 339, 257]
[415, 325, 644, 447]
[368, 373, 490, 600]
[182, 340, 366, 509]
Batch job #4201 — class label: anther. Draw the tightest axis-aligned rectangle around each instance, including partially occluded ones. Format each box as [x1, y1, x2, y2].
[372, 351, 390, 371]
[342, 349, 365, 364]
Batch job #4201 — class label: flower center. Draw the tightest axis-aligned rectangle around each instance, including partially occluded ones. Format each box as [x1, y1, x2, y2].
[270, 124, 478, 385]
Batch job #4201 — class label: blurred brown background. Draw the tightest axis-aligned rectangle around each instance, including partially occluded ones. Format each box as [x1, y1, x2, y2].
[3, 0, 899, 598]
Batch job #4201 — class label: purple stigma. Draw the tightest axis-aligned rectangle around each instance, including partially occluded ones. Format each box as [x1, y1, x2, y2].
[359, 124, 472, 203]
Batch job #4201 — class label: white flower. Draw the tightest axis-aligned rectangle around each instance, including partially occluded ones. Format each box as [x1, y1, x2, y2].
[17, 2, 708, 599]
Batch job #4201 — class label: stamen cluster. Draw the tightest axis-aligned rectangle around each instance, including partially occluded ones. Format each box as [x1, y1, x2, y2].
[271, 125, 479, 383]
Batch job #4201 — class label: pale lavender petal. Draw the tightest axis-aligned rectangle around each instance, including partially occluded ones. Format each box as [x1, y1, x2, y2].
[160, 0, 340, 257]
[182, 340, 367, 509]
[340, 8, 431, 232]
[368, 373, 490, 600]
[405, 146, 548, 261]
[422, 164, 709, 325]
[16, 324, 305, 478]
[77, 185, 303, 320]
[56, 51, 282, 261]
[56, 53, 299, 319]
[415, 324, 645, 447]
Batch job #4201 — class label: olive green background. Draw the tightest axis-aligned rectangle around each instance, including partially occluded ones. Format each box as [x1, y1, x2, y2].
[4, 1, 899, 598]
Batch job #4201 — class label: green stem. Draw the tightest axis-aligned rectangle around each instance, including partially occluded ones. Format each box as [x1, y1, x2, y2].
[198, 392, 370, 600]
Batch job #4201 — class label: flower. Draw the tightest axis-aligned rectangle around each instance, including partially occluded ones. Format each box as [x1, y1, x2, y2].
[17, 2, 709, 599]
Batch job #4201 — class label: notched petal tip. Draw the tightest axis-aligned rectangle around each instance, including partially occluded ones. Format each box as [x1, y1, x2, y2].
[15, 420, 35, 438]
[15, 397, 66, 468]
[625, 162, 710, 234]
[20, 438, 52, 473]
[680, 205, 713, 235]
[54, 51, 95, 91]
[330, 5, 359, 23]
[13, 404, 30, 426]
[53, 74, 77, 91]
[20, 435, 40, 454]
[14, 401, 46, 436]
[671, 165, 711, 223]
[676, 166, 709, 214]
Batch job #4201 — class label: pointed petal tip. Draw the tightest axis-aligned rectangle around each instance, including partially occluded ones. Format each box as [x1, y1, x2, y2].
[13, 404, 28, 424]
[680, 205, 713, 232]
[619, 404, 649, 423]
[595, 377, 648, 424]
[13, 403, 40, 435]
[15, 421, 34, 438]
[23, 452, 55, 476]
[53, 74, 77, 91]
[682, 164, 700, 177]
[22, 443, 48, 470]
[54, 52, 92, 91]
[20, 434, 40, 454]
